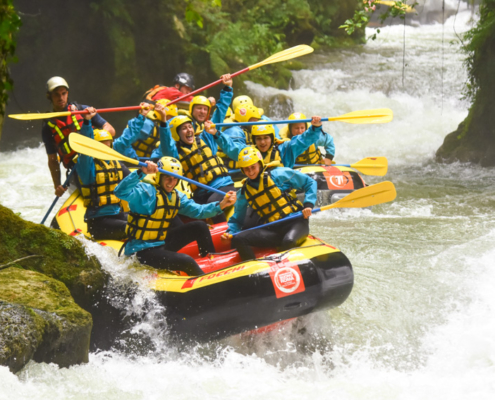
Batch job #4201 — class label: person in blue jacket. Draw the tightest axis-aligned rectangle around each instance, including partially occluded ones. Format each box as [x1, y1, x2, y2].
[76, 107, 131, 240]
[283, 112, 335, 165]
[114, 157, 236, 276]
[155, 75, 235, 222]
[211, 116, 323, 169]
[113, 100, 178, 160]
[221, 147, 317, 261]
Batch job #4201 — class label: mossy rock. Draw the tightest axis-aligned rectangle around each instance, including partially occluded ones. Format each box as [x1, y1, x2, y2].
[0, 204, 106, 310]
[0, 268, 92, 373]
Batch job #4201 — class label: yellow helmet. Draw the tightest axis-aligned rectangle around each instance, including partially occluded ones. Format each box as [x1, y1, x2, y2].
[189, 96, 211, 116]
[234, 104, 262, 123]
[288, 112, 309, 136]
[155, 156, 183, 186]
[232, 95, 253, 111]
[169, 115, 193, 141]
[251, 124, 275, 145]
[146, 99, 178, 122]
[238, 147, 263, 169]
[94, 129, 113, 143]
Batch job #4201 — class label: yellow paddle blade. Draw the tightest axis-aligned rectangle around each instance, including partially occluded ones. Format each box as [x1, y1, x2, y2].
[351, 157, 388, 176]
[328, 108, 393, 124]
[69, 133, 140, 165]
[321, 181, 396, 211]
[248, 45, 314, 71]
[8, 110, 72, 121]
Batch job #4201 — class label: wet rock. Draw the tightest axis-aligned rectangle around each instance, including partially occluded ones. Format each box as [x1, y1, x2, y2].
[257, 93, 295, 120]
[0, 268, 92, 373]
[0, 204, 127, 351]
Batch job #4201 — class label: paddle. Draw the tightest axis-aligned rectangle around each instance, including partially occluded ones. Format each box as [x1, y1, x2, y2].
[232, 181, 396, 236]
[9, 45, 314, 121]
[215, 108, 393, 128]
[40, 167, 77, 225]
[228, 157, 388, 177]
[294, 157, 388, 176]
[68, 133, 226, 196]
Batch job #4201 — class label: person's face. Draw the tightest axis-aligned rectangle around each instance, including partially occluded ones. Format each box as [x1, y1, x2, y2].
[175, 84, 192, 95]
[160, 174, 179, 193]
[178, 122, 195, 144]
[242, 162, 261, 180]
[192, 105, 209, 123]
[290, 123, 306, 136]
[50, 87, 69, 110]
[254, 135, 272, 153]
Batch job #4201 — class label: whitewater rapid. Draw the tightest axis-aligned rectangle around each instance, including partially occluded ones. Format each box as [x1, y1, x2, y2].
[2, 7, 495, 400]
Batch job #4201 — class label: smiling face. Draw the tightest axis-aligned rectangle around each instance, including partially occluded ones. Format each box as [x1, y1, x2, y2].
[290, 123, 307, 137]
[50, 87, 69, 111]
[178, 122, 195, 145]
[242, 162, 262, 180]
[254, 134, 273, 153]
[160, 174, 179, 193]
[192, 105, 209, 123]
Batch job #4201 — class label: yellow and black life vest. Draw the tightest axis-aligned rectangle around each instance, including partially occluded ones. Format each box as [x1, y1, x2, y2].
[260, 144, 284, 167]
[295, 143, 323, 165]
[217, 149, 238, 170]
[131, 120, 160, 158]
[242, 170, 303, 224]
[177, 136, 229, 191]
[79, 160, 124, 208]
[126, 187, 180, 241]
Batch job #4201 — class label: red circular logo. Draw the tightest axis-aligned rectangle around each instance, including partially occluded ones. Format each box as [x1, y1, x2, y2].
[274, 267, 301, 293]
[239, 108, 247, 116]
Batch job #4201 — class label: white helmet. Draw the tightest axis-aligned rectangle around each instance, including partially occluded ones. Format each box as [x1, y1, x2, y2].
[46, 77, 69, 93]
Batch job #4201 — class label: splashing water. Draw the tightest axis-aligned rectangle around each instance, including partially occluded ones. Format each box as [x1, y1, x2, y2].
[2, 9, 495, 400]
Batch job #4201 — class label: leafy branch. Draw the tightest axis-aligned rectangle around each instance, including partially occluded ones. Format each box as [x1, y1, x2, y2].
[339, 1, 417, 40]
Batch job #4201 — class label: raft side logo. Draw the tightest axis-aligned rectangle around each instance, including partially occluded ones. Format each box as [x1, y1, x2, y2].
[329, 175, 350, 188]
[181, 265, 246, 289]
[269, 263, 305, 298]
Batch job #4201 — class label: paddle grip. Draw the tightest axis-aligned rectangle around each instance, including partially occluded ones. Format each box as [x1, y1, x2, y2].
[232, 207, 322, 236]
[40, 167, 77, 225]
[137, 161, 226, 196]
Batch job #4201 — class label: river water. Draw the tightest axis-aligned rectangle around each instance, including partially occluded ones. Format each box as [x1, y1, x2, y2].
[2, 7, 495, 400]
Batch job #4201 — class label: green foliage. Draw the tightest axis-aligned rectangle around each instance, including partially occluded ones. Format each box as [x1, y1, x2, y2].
[340, 1, 417, 41]
[462, 0, 495, 101]
[0, 1, 21, 118]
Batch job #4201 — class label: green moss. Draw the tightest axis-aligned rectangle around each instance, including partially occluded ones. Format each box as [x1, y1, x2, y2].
[0, 204, 106, 310]
[0, 268, 93, 372]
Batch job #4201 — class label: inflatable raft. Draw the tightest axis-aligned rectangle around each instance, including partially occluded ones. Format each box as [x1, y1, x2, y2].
[52, 188, 353, 342]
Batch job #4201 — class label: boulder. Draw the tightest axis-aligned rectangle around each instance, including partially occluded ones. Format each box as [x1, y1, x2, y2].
[0, 204, 127, 352]
[0, 267, 92, 373]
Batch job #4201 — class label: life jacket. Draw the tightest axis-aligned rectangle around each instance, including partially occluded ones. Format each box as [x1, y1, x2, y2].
[131, 120, 160, 158]
[244, 129, 254, 146]
[79, 159, 124, 208]
[260, 143, 284, 167]
[46, 105, 84, 167]
[216, 148, 238, 170]
[143, 85, 193, 103]
[295, 143, 323, 165]
[126, 187, 180, 241]
[242, 169, 303, 224]
[177, 136, 229, 191]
